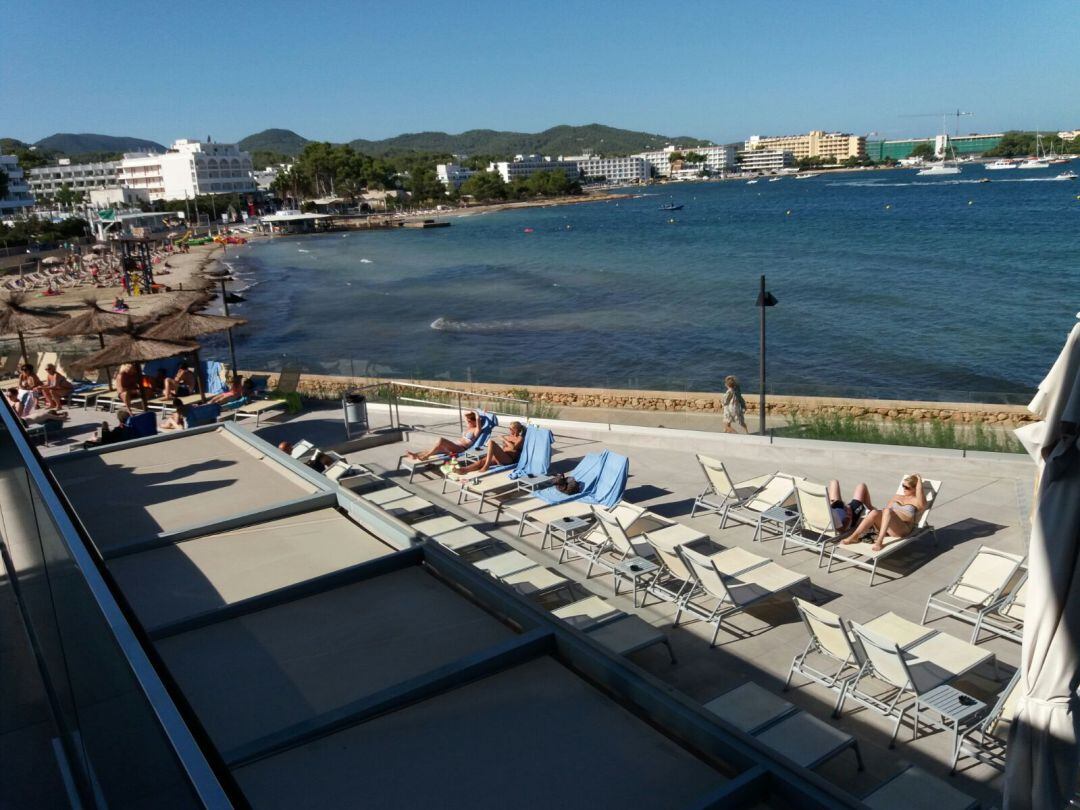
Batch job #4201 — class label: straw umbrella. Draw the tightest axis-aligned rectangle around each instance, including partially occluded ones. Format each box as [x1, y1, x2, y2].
[1005, 318, 1080, 810]
[141, 303, 246, 388]
[0, 293, 68, 362]
[71, 324, 198, 399]
[42, 298, 136, 388]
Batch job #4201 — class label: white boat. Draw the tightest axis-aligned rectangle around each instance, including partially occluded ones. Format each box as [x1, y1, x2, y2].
[746, 179, 758, 185]
[1018, 158, 1050, 170]
[1054, 170, 1077, 180]
[917, 162, 961, 176]
[768, 176, 781, 182]
[795, 172, 820, 180]
[985, 159, 1017, 170]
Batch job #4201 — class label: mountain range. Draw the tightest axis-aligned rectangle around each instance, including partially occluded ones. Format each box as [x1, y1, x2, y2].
[32, 133, 166, 155]
[239, 124, 712, 158]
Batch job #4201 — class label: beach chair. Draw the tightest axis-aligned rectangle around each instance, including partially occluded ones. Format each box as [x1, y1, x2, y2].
[127, 411, 157, 439]
[690, 455, 775, 520]
[558, 503, 682, 580]
[273, 364, 301, 395]
[451, 427, 554, 512]
[499, 451, 629, 538]
[782, 480, 845, 565]
[951, 670, 1021, 772]
[718, 472, 801, 540]
[675, 544, 809, 645]
[550, 596, 676, 663]
[921, 546, 1025, 640]
[397, 411, 497, 483]
[825, 478, 942, 586]
[184, 402, 221, 428]
[704, 682, 863, 772]
[230, 398, 287, 427]
[289, 439, 316, 461]
[784, 598, 864, 716]
[971, 572, 1027, 644]
[862, 766, 979, 810]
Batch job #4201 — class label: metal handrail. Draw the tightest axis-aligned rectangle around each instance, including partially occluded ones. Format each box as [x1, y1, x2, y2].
[386, 380, 531, 431]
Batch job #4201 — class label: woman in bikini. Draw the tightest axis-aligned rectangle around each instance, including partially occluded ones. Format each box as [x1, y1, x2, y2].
[453, 422, 525, 474]
[406, 411, 480, 461]
[841, 474, 926, 552]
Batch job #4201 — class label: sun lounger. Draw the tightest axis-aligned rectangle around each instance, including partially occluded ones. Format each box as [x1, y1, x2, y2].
[921, 546, 1025, 641]
[705, 682, 863, 772]
[782, 480, 845, 565]
[557, 504, 684, 579]
[784, 598, 864, 716]
[474, 549, 537, 579]
[690, 455, 776, 520]
[397, 411, 497, 483]
[952, 670, 1021, 772]
[289, 439, 316, 461]
[971, 571, 1027, 644]
[718, 472, 801, 539]
[498, 450, 629, 537]
[825, 477, 942, 586]
[862, 766, 978, 810]
[675, 545, 809, 645]
[228, 398, 287, 426]
[450, 427, 554, 512]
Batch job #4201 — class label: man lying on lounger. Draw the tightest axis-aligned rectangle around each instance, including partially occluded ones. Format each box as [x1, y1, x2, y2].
[452, 421, 525, 475]
[839, 473, 926, 552]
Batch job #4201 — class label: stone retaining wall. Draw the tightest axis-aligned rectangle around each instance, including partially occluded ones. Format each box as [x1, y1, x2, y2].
[245, 371, 1036, 427]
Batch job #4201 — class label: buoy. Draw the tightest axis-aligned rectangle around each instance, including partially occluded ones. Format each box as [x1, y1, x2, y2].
[968, 200, 974, 205]
[885, 204, 891, 209]
[668, 218, 676, 224]
[786, 210, 792, 215]
[523, 228, 534, 233]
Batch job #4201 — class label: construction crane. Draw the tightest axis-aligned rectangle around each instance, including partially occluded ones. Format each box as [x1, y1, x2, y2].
[901, 109, 974, 136]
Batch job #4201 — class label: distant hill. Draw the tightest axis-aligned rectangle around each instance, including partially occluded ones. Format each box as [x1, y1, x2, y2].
[348, 124, 712, 157]
[34, 133, 165, 155]
[236, 124, 711, 159]
[238, 129, 311, 156]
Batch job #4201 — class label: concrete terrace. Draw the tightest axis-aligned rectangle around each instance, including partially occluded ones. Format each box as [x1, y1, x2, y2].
[36, 401, 1033, 807]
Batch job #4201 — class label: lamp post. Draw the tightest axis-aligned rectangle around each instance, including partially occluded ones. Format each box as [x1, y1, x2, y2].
[205, 268, 238, 374]
[756, 274, 778, 435]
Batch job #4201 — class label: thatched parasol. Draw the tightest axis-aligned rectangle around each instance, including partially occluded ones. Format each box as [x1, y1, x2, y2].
[142, 303, 246, 376]
[0, 294, 69, 361]
[43, 298, 139, 388]
[72, 322, 197, 378]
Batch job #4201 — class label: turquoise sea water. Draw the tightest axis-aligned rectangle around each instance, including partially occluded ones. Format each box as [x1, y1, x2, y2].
[217, 163, 1080, 402]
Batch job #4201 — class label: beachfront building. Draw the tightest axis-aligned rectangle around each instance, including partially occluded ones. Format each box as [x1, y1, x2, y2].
[27, 158, 121, 199]
[634, 144, 738, 177]
[117, 138, 256, 201]
[575, 156, 650, 184]
[865, 133, 1004, 161]
[488, 155, 580, 184]
[737, 148, 796, 173]
[744, 131, 866, 163]
[254, 164, 290, 192]
[436, 162, 478, 190]
[88, 186, 151, 209]
[0, 154, 35, 217]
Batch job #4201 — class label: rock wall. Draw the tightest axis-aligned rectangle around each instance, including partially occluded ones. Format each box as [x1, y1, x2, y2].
[246, 371, 1035, 426]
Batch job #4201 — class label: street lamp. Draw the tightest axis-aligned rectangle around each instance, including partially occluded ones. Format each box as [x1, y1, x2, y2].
[756, 274, 778, 435]
[205, 267, 238, 374]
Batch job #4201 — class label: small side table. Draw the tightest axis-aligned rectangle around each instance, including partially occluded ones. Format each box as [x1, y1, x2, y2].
[613, 557, 660, 606]
[914, 685, 986, 758]
[755, 504, 800, 543]
[515, 474, 553, 493]
[543, 515, 592, 551]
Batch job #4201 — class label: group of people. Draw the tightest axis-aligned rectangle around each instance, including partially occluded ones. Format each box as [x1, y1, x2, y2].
[827, 473, 927, 551]
[406, 410, 527, 475]
[4, 362, 75, 428]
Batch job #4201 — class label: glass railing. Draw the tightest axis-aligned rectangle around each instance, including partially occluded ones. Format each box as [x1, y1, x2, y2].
[0, 407, 232, 808]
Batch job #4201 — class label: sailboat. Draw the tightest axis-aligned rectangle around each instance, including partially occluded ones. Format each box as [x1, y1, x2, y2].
[917, 117, 961, 176]
[1018, 132, 1050, 169]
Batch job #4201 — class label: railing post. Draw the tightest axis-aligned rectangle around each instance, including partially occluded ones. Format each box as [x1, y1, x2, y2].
[457, 393, 463, 432]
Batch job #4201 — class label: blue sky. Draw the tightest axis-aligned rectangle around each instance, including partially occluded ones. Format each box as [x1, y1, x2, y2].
[5, 0, 1078, 146]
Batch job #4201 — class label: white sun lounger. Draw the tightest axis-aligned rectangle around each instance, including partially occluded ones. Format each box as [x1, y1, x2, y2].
[782, 480, 845, 565]
[952, 670, 1021, 772]
[690, 455, 775, 520]
[972, 572, 1027, 644]
[718, 473, 802, 540]
[825, 478, 942, 586]
[784, 598, 864, 716]
[862, 766, 978, 810]
[921, 546, 1025, 641]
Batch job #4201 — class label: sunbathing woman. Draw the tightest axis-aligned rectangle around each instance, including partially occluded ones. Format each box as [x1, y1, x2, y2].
[453, 422, 525, 474]
[841, 474, 926, 552]
[405, 411, 480, 461]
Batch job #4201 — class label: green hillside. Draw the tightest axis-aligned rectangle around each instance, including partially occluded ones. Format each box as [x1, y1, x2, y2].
[34, 133, 165, 154]
[237, 128, 311, 156]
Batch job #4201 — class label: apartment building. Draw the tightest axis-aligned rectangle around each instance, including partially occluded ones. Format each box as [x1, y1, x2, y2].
[633, 144, 737, 177]
[27, 158, 121, 197]
[744, 130, 866, 163]
[117, 139, 255, 201]
[488, 155, 580, 184]
[436, 162, 478, 189]
[737, 148, 796, 172]
[0, 154, 35, 216]
[575, 156, 649, 183]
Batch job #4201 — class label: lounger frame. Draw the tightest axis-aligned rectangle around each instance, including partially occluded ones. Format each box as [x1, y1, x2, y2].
[920, 547, 1025, 641]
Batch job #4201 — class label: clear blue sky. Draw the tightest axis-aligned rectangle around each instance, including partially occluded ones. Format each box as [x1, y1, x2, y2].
[5, 0, 1078, 146]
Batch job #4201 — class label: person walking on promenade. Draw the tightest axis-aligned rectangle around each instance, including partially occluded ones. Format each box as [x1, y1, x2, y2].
[722, 375, 748, 434]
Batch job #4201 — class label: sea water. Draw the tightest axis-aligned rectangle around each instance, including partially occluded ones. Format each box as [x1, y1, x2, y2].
[215, 164, 1080, 402]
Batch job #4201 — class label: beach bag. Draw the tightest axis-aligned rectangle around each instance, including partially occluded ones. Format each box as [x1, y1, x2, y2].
[553, 473, 580, 495]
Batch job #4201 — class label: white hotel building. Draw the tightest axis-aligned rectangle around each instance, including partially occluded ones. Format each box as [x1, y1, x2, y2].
[575, 156, 649, 183]
[737, 148, 796, 173]
[633, 144, 738, 177]
[435, 162, 477, 190]
[117, 139, 255, 201]
[0, 155, 35, 217]
[488, 155, 580, 184]
[28, 158, 121, 197]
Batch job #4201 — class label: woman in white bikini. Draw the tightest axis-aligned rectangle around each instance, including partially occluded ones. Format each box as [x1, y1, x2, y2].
[840, 474, 926, 552]
[405, 411, 480, 461]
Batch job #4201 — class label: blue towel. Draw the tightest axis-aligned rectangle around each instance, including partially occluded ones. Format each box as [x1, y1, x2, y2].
[469, 411, 497, 452]
[533, 450, 628, 506]
[507, 427, 554, 479]
[127, 411, 157, 438]
[142, 358, 183, 379]
[202, 360, 227, 395]
[186, 403, 221, 427]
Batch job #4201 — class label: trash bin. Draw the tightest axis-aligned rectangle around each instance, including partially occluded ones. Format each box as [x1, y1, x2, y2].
[343, 392, 368, 438]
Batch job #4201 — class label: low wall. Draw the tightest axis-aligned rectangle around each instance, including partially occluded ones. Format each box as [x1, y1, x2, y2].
[244, 371, 1036, 426]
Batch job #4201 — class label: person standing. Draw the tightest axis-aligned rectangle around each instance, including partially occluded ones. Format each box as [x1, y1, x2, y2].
[722, 375, 748, 434]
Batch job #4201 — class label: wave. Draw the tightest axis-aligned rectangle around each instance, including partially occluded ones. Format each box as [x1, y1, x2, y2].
[298, 248, 311, 253]
[430, 316, 522, 333]
[359, 258, 373, 263]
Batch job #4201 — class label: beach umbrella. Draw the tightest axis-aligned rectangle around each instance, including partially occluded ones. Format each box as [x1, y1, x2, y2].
[0, 293, 68, 362]
[41, 256, 64, 266]
[72, 323, 197, 378]
[1005, 317, 1080, 810]
[142, 302, 246, 378]
[42, 298, 137, 388]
